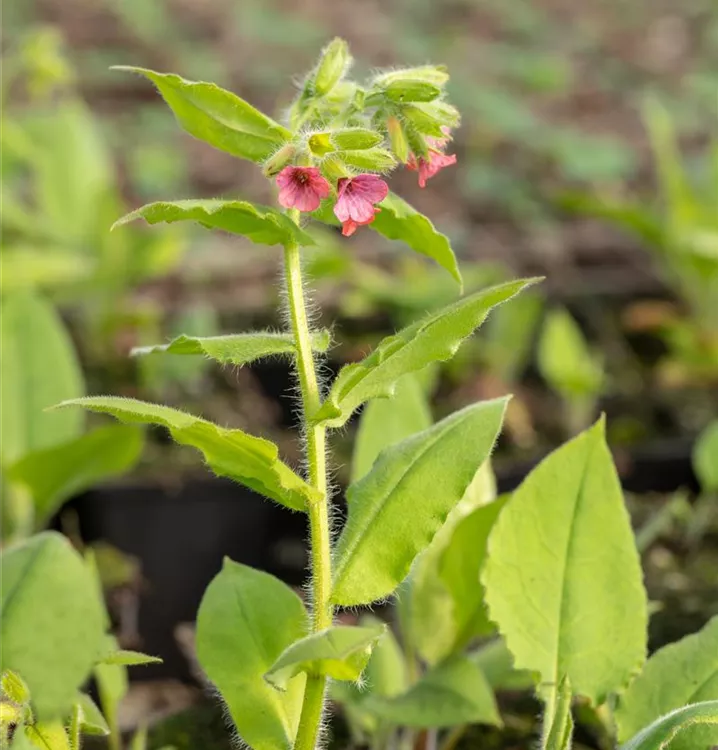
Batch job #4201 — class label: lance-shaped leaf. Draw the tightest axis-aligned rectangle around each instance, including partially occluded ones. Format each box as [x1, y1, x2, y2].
[114, 67, 290, 162]
[315, 279, 538, 428]
[7, 425, 144, 529]
[615, 615, 718, 750]
[75, 693, 110, 736]
[332, 397, 508, 606]
[619, 702, 718, 750]
[132, 330, 331, 365]
[364, 655, 500, 728]
[56, 397, 318, 511]
[482, 418, 647, 707]
[265, 624, 386, 689]
[196, 559, 309, 750]
[113, 200, 315, 247]
[1, 532, 106, 718]
[97, 650, 163, 667]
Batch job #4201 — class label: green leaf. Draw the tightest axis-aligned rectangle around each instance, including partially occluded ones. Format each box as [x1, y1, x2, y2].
[315, 278, 539, 427]
[361, 616, 408, 698]
[265, 624, 385, 689]
[94, 637, 128, 738]
[0, 293, 84, 465]
[371, 193, 462, 286]
[75, 693, 110, 736]
[0, 532, 106, 718]
[132, 330, 331, 365]
[331, 129, 383, 150]
[113, 67, 290, 163]
[332, 397, 508, 606]
[482, 418, 647, 706]
[8, 425, 144, 529]
[693, 421, 718, 492]
[56, 397, 318, 511]
[619, 701, 718, 750]
[196, 559, 308, 750]
[364, 655, 500, 728]
[351, 372, 432, 483]
[113, 200, 315, 247]
[470, 638, 535, 691]
[615, 616, 718, 750]
[537, 308, 604, 399]
[545, 676, 574, 750]
[25, 722, 71, 750]
[98, 650, 163, 667]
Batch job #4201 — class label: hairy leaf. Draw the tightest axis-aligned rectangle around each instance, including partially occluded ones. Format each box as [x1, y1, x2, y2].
[361, 616, 408, 699]
[8, 425, 144, 528]
[615, 616, 718, 750]
[56, 397, 317, 511]
[75, 693, 110, 736]
[332, 398, 508, 606]
[114, 67, 290, 162]
[619, 702, 718, 750]
[265, 624, 385, 689]
[132, 330, 330, 365]
[0, 532, 106, 718]
[25, 722, 71, 750]
[113, 199, 315, 247]
[482, 419, 647, 706]
[98, 650, 163, 667]
[316, 279, 538, 427]
[196, 559, 308, 750]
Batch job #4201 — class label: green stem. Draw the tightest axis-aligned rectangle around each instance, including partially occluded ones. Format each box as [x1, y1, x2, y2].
[68, 703, 81, 750]
[283, 209, 332, 750]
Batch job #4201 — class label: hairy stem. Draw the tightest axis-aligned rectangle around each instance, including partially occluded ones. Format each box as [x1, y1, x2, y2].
[283, 209, 332, 750]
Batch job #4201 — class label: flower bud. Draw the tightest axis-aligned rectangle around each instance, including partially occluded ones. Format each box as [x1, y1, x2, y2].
[403, 122, 430, 159]
[403, 102, 460, 137]
[373, 65, 449, 88]
[339, 148, 396, 172]
[1, 670, 30, 706]
[314, 38, 351, 97]
[320, 154, 352, 182]
[262, 143, 297, 176]
[383, 79, 441, 103]
[331, 128, 383, 150]
[308, 132, 335, 156]
[386, 116, 409, 163]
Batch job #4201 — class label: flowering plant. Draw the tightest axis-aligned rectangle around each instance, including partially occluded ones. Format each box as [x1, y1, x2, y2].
[3, 38, 716, 750]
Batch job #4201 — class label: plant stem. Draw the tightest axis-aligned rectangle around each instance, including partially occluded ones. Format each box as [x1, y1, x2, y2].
[283, 209, 332, 750]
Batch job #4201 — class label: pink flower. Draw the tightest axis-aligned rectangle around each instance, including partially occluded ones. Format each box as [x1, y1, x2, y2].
[276, 166, 331, 212]
[407, 128, 457, 188]
[333, 174, 389, 236]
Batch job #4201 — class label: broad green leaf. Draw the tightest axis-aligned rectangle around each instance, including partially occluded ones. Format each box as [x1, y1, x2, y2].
[56, 397, 318, 511]
[693, 421, 718, 492]
[332, 397, 508, 606]
[196, 559, 308, 750]
[316, 278, 538, 427]
[98, 650, 163, 667]
[615, 616, 718, 750]
[371, 193, 462, 286]
[132, 330, 330, 365]
[364, 655, 500, 728]
[545, 676, 574, 750]
[265, 624, 385, 689]
[351, 372, 432, 483]
[8, 425, 144, 529]
[482, 419, 647, 706]
[538, 308, 604, 399]
[113, 200, 315, 247]
[619, 701, 718, 750]
[114, 67, 290, 163]
[0, 293, 84, 465]
[25, 721, 71, 750]
[470, 638, 535, 691]
[75, 693, 110, 736]
[0, 532, 106, 718]
[361, 616, 408, 699]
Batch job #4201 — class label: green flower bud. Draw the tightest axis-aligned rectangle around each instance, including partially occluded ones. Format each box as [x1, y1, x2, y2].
[320, 154, 352, 182]
[403, 122, 430, 159]
[339, 148, 397, 172]
[403, 102, 460, 137]
[386, 116, 409, 163]
[262, 143, 297, 176]
[373, 65, 449, 88]
[314, 38, 351, 97]
[1, 670, 30, 706]
[383, 79, 441, 104]
[331, 129, 383, 150]
[308, 132, 335, 156]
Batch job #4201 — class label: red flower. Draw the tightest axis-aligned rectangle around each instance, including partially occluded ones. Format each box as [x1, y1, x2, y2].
[333, 174, 389, 236]
[276, 166, 331, 212]
[407, 128, 457, 188]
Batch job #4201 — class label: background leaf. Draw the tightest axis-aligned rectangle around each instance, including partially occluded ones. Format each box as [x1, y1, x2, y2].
[57, 397, 317, 511]
[0, 532, 106, 718]
[8, 425, 144, 529]
[114, 67, 290, 162]
[615, 615, 718, 750]
[114, 200, 315, 247]
[0, 293, 84, 466]
[332, 398, 508, 606]
[75, 693, 110, 736]
[196, 559, 308, 750]
[482, 419, 647, 706]
[316, 278, 538, 427]
[693, 421, 718, 492]
[265, 624, 385, 689]
[619, 701, 718, 750]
